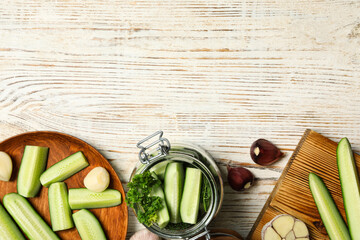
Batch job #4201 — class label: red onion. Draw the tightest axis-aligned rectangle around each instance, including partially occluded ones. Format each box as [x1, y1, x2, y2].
[227, 165, 254, 191]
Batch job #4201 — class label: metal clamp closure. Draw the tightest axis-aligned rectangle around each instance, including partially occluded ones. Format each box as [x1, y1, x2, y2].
[137, 131, 170, 164]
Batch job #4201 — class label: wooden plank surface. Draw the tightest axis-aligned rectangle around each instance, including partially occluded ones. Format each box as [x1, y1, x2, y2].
[1, 0, 360, 239]
[248, 129, 358, 239]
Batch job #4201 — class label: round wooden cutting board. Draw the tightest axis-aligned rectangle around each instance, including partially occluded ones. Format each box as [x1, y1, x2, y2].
[0, 131, 128, 240]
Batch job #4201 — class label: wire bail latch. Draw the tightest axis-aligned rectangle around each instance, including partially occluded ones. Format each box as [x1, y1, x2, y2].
[136, 131, 171, 164]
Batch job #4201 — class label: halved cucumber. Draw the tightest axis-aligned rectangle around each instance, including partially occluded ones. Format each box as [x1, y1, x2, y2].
[180, 168, 202, 224]
[150, 173, 170, 228]
[164, 162, 184, 223]
[17, 145, 49, 197]
[3, 193, 60, 240]
[40, 151, 89, 187]
[0, 202, 25, 240]
[150, 160, 171, 180]
[73, 209, 106, 240]
[308, 173, 351, 240]
[68, 188, 121, 209]
[49, 182, 74, 231]
[337, 138, 360, 240]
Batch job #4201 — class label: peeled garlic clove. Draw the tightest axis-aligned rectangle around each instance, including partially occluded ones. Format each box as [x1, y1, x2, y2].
[0, 151, 13, 181]
[84, 167, 110, 192]
[262, 214, 310, 240]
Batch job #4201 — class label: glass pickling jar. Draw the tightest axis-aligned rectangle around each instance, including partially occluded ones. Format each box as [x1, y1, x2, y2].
[129, 131, 224, 240]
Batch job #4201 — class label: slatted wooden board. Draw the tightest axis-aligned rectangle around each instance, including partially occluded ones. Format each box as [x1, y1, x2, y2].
[247, 129, 359, 239]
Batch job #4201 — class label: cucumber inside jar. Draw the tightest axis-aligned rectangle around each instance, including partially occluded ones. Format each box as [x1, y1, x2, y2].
[126, 160, 213, 231]
[168, 163, 212, 230]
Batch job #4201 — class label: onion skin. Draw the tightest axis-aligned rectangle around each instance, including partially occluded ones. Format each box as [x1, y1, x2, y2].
[227, 166, 254, 191]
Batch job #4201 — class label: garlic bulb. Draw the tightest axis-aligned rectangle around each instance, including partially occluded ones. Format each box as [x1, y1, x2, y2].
[0, 151, 12, 181]
[84, 167, 110, 192]
[262, 214, 309, 240]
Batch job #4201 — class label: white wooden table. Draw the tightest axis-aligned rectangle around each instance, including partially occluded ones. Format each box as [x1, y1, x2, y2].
[1, 0, 360, 239]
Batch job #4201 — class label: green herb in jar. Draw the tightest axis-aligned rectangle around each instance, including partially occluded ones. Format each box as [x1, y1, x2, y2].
[126, 171, 163, 227]
[201, 176, 211, 212]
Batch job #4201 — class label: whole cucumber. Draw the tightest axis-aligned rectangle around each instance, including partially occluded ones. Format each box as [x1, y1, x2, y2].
[337, 138, 360, 240]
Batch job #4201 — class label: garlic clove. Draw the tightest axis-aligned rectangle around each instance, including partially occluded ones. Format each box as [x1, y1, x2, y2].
[84, 167, 110, 192]
[293, 220, 309, 238]
[250, 139, 284, 166]
[227, 165, 255, 191]
[285, 231, 296, 240]
[264, 227, 281, 240]
[272, 215, 294, 238]
[0, 151, 13, 181]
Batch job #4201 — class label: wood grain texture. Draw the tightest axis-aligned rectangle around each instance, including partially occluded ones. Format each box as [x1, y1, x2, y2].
[0, 131, 128, 240]
[248, 129, 360, 239]
[0, 0, 360, 238]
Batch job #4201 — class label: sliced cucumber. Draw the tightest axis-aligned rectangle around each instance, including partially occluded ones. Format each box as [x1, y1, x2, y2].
[69, 188, 121, 209]
[150, 160, 172, 180]
[17, 145, 49, 197]
[150, 173, 170, 228]
[48, 182, 74, 231]
[3, 193, 60, 240]
[40, 151, 89, 187]
[337, 137, 360, 240]
[73, 209, 106, 240]
[0, 201, 25, 240]
[180, 168, 202, 224]
[164, 162, 184, 223]
[308, 173, 351, 240]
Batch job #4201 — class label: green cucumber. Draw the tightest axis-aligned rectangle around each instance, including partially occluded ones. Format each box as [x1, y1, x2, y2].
[180, 168, 202, 224]
[164, 162, 184, 223]
[40, 151, 89, 187]
[17, 145, 49, 197]
[150, 160, 171, 180]
[48, 182, 74, 231]
[150, 173, 170, 228]
[73, 209, 106, 240]
[308, 173, 351, 240]
[337, 137, 360, 240]
[3, 193, 60, 240]
[69, 188, 121, 209]
[0, 202, 25, 240]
